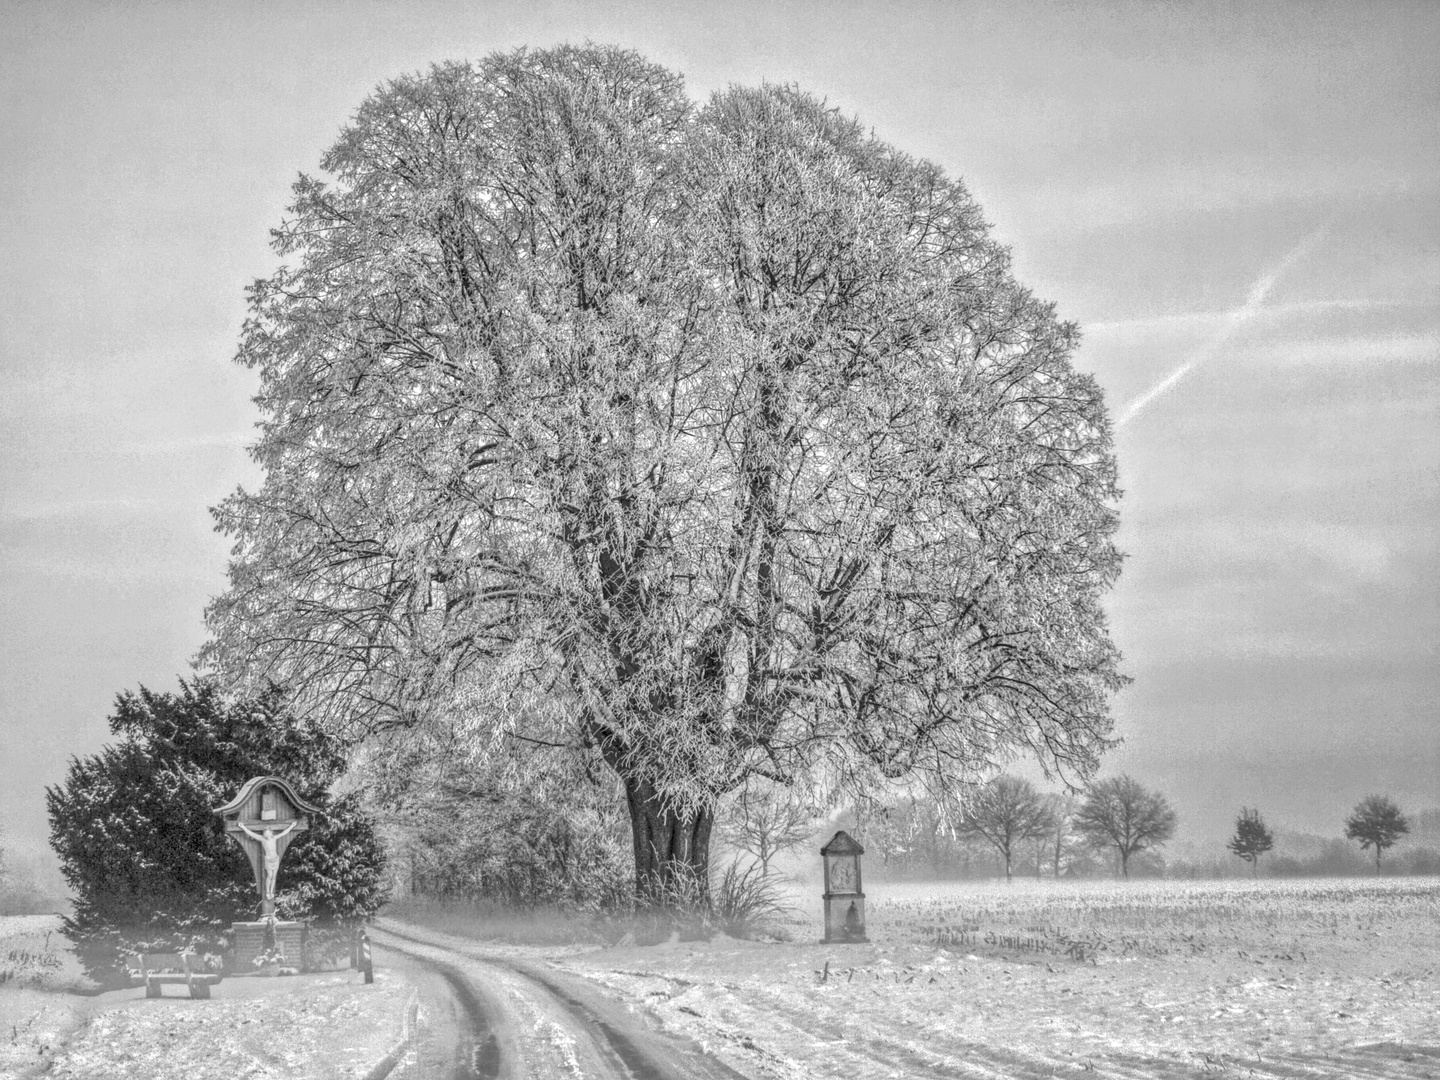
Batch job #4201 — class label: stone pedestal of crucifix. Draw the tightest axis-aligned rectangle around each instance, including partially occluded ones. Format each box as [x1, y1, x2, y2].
[215, 776, 320, 973]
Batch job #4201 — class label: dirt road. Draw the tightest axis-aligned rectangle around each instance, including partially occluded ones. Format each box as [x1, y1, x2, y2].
[374, 918, 1440, 1080]
[372, 922, 748, 1080]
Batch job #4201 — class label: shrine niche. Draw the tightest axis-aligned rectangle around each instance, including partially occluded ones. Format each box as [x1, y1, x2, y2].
[820, 830, 868, 943]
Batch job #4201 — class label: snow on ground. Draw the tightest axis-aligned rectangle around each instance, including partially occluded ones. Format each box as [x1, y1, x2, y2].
[0, 916, 415, 1080]
[0, 915, 88, 992]
[11, 879, 1438, 1079]
[40, 971, 415, 1080]
[1, 914, 92, 1077]
[0, 988, 84, 1079]
[549, 876, 1440, 1079]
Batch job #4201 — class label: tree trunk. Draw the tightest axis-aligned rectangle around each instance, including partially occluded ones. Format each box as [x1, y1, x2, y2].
[1119, 848, 1129, 879]
[622, 774, 713, 909]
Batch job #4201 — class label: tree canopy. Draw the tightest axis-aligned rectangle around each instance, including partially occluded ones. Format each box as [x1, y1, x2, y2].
[1344, 795, 1409, 872]
[203, 45, 1126, 901]
[1073, 775, 1176, 878]
[956, 774, 1054, 881]
[718, 778, 819, 878]
[46, 679, 386, 980]
[1226, 806, 1274, 876]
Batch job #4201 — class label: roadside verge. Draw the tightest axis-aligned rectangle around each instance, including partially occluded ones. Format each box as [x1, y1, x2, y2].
[8, 967, 417, 1080]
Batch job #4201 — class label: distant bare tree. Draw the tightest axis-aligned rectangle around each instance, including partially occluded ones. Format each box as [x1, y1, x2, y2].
[850, 798, 903, 868]
[1044, 792, 1078, 878]
[1226, 807, 1274, 877]
[957, 775, 1054, 881]
[901, 797, 960, 879]
[719, 781, 817, 878]
[1021, 792, 1074, 878]
[847, 795, 953, 877]
[1026, 825, 1048, 878]
[1344, 795, 1410, 873]
[1073, 775, 1177, 879]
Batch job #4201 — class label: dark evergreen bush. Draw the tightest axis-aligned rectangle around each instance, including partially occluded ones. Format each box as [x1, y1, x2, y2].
[46, 679, 386, 982]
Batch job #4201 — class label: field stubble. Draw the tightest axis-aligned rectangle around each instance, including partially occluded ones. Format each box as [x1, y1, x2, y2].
[557, 875, 1440, 1079]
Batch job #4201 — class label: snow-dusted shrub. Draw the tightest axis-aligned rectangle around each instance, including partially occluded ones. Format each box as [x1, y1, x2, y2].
[711, 859, 792, 939]
[46, 679, 387, 984]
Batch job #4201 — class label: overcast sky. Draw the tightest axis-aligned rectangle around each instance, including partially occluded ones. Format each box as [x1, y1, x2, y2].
[2, 0, 1436, 859]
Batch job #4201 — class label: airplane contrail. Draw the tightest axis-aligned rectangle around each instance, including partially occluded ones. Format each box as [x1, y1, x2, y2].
[1116, 226, 1329, 428]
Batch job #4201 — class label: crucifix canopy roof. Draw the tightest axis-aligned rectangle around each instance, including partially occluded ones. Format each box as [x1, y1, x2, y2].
[213, 776, 322, 819]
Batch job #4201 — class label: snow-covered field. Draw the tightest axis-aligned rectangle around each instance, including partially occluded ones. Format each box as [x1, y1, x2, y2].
[554, 876, 1440, 1078]
[0, 914, 88, 1078]
[0, 915, 415, 1080]
[7, 879, 1439, 1079]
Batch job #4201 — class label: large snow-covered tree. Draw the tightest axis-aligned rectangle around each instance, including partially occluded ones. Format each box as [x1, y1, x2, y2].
[203, 46, 1125, 904]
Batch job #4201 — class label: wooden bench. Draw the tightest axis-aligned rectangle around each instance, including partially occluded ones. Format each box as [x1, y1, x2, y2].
[130, 953, 222, 999]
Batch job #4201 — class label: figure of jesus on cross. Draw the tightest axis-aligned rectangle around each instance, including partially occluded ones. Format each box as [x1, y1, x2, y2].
[215, 777, 319, 917]
[235, 819, 298, 900]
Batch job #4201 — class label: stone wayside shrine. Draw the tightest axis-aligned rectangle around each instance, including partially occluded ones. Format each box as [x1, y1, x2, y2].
[214, 776, 320, 973]
[820, 830, 868, 943]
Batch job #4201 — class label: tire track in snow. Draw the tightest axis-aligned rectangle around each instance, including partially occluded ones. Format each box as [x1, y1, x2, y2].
[568, 954, 1438, 1080]
[372, 941, 505, 1079]
[373, 922, 748, 1080]
[429, 960, 504, 1077]
[377, 921, 1435, 1080]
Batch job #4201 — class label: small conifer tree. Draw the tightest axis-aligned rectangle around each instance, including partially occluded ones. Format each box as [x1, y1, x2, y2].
[1226, 807, 1274, 877]
[1344, 795, 1410, 873]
